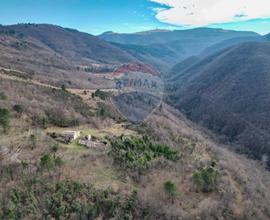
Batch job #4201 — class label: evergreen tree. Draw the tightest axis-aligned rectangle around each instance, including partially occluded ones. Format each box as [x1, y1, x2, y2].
[0, 108, 10, 133]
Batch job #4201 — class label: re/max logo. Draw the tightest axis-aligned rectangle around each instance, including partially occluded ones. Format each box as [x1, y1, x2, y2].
[115, 78, 158, 89]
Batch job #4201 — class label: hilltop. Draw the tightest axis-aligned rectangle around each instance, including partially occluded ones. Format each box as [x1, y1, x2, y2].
[0, 24, 136, 87]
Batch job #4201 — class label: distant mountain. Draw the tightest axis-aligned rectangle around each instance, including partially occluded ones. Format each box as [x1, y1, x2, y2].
[100, 28, 259, 45]
[201, 36, 263, 57]
[167, 41, 270, 167]
[167, 36, 263, 78]
[100, 28, 260, 71]
[265, 33, 270, 40]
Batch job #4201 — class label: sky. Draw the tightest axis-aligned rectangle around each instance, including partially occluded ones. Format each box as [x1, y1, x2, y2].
[0, 0, 270, 35]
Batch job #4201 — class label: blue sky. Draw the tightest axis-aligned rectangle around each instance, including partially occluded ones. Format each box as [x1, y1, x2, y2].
[0, 0, 270, 35]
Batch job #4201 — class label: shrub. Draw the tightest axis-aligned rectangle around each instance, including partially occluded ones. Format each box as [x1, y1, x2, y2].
[0, 108, 10, 133]
[29, 134, 37, 150]
[164, 181, 178, 202]
[39, 153, 63, 172]
[192, 165, 219, 193]
[13, 104, 23, 115]
[51, 143, 59, 155]
[0, 92, 7, 100]
[92, 89, 110, 100]
[40, 154, 55, 171]
[96, 107, 105, 117]
[164, 181, 177, 196]
[61, 84, 66, 91]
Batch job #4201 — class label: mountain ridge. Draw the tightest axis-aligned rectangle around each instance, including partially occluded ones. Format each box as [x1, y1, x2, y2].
[0, 23, 138, 87]
[167, 40, 270, 167]
[100, 27, 261, 71]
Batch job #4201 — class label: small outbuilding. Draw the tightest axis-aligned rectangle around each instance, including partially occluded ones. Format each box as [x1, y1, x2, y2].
[65, 131, 80, 141]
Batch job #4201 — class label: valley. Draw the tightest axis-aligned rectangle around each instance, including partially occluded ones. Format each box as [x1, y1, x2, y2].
[1, 23, 270, 220]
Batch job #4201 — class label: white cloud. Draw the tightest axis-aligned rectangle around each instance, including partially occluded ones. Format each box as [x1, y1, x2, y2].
[150, 0, 270, 26]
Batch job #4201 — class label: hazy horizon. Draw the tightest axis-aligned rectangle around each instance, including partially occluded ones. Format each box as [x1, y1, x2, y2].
[1, 0, 270, 35]
[1, 22, 266, 37]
